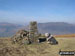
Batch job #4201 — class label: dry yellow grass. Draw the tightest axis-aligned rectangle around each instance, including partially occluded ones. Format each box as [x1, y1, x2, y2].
[0, 37, 75, 56]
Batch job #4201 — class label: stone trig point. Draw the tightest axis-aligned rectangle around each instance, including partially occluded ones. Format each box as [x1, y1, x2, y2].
[29, 21, 39, 43]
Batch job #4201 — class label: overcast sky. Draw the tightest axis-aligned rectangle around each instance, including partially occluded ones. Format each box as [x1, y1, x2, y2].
[0, 0, 75, 24]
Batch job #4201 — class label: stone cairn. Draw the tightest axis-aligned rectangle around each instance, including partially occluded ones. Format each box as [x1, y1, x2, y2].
[11, 21, 39, 44]
[11, 29, 30, 44]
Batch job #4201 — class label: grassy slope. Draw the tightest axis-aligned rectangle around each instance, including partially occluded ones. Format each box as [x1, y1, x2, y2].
[0, 37, 75, 56]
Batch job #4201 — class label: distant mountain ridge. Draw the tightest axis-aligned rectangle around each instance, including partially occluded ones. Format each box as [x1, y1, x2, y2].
[38, 22, 75, 35]
[0, 22, 23, 37]
[0, 22, 75, 37]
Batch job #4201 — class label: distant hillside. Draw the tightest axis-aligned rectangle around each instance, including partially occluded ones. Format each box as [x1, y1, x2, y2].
[0, 22, 75, 37]
[0, 22, 23, 37]
[38, 22, 75, 35]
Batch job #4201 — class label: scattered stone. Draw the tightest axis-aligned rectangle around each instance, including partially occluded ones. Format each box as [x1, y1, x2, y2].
[11, 29, 30, 44]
